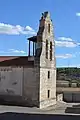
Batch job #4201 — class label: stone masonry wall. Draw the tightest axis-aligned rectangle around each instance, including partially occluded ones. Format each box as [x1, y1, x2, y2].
[23, 67, 39, 107]
[36, 12, 56, 108]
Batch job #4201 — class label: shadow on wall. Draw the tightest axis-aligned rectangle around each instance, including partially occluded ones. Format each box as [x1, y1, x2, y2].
[65, 104, 80, 114]
[0, 95, 39, 108]
[0, 112, 80, 120]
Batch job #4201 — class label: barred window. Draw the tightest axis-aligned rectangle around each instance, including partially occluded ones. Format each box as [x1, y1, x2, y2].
[50, 41, 52, 61]
[46, 39, 48, 59]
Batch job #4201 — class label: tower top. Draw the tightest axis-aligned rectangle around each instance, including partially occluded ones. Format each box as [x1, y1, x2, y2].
[41, 11, 50, 19]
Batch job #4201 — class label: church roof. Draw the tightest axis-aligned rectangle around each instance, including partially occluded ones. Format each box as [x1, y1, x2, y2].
[0, 56, 34, 67]
[28, 36, 37, 42]
[0, 56, 18, 62]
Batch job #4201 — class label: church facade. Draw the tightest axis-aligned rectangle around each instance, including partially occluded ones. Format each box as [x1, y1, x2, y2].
[0, 11, 56, 109]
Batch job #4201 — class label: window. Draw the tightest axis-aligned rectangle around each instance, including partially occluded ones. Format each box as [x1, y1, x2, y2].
[46, 39, 48, 59]
[48, 71, 50, 79]
[48, 24, 50, 33]
[50, 41, 52, 61]
[48, 90, 50, 98]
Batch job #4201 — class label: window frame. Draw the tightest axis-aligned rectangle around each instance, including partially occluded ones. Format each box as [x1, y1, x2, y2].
[48, 24, 50, 33]
[48, 71, 50, 79]
[48, 90, 50, 98]
[50, 41, 52, 61]
[46, 39, 48, 59]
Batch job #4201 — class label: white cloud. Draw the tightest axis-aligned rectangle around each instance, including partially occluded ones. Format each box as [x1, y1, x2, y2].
[56, 54, 74, 59]
[57, 65, 79, 68]
[55, 37, 79, 48]
[0, 23, 36, 35]
[8, 49, 26, 54]
[58, 37, 73, 41]
[0, 49, 26, 54]
[57, 64, 80, 68]
[76, 13, 80, 16]
[26, 26, 33, 31]
[55, 40, 77, 47]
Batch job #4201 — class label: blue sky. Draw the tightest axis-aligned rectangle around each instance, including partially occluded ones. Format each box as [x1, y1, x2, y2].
[0, 0, 80, 67]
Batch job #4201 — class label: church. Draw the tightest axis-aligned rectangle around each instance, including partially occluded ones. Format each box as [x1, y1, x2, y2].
[0, 11, 56, 109]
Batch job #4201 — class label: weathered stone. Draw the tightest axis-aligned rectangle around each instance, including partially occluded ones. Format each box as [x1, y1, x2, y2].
[34, 11, 56, 108]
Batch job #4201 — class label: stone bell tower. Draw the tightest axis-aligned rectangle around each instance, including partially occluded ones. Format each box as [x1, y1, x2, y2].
[35, 11, 56, 108]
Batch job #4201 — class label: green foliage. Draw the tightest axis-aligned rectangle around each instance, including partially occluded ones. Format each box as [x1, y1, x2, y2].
[57, 67, 80, 82]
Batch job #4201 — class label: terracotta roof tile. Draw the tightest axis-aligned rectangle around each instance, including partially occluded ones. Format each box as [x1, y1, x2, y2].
[0, 56, 19, 62]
